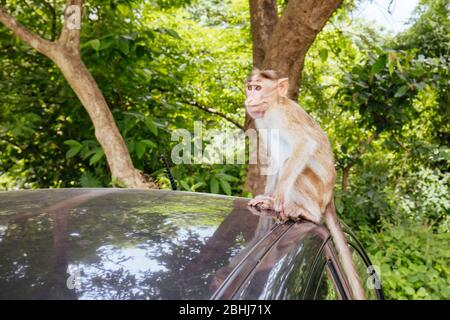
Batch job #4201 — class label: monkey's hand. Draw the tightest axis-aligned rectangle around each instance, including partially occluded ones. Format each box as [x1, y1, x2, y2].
[248, 195, 274, 210]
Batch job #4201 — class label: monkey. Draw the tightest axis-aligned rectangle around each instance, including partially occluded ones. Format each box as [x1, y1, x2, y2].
[245, 69, 366, 300]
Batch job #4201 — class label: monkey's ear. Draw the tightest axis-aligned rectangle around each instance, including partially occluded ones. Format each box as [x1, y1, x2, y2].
[277, 78, 289, 96]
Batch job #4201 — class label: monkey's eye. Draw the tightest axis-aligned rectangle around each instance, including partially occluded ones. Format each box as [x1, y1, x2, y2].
[255, 85, 262, 91]
[247, 85, 253, 91]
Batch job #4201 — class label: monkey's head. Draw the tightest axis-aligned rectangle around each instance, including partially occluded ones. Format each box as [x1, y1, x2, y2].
[245, 69, 289, 119]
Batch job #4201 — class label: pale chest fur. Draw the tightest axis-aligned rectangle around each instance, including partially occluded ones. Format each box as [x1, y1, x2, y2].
[255, 110, 292, 174]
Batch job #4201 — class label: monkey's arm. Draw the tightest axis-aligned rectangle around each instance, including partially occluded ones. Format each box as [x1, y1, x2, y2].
[271, 137, 317, 213]
[277, 137, 317, 190]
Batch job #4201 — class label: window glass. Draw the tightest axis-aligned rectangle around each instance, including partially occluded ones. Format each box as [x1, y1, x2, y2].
[348, 243, 380, 300]
[232, 223, 326, 300]
[313, 261, 339, 300]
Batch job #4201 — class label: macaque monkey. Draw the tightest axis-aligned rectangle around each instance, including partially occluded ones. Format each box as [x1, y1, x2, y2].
[245, 69, 365, 300]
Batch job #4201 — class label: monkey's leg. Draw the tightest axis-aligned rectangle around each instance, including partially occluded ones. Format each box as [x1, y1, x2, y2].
[279, 187, 322, 223]
[280, 202, 321, 223]
[248, 195, 275, 210]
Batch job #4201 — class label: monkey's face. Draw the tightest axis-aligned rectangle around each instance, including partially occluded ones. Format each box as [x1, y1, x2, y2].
[245, 74, 289, 119]
[245, 77, 277, 119]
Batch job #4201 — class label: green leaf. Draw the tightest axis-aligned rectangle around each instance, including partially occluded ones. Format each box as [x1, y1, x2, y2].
[123, 117, 137, 133]
[216, 173, 239, 182]
[404, 286, 415, 295]
[396, 59, 403, 73]
[64, 140, 82, 148]
[180, 180, 190, 191]
[136, 141, 146, 159]
[100, 37, 115, 50]
[219, 179, 232, 195]
[66, 145, 82, 159]
[141, 139, 157, 149]
[116, 37, 129, 55]
[127, 139, 136, 153]
[90, 39, 100, 51]
[210, 178, 219, 194]
[117, 4, 131, 15]
[388, 62, 395, 75]
[156, 27, 181, 39]
[394, 85, 409, 98]
[371, 54, 387, 74]
[335, 198, 345, 214]
[123, 111, 144, 120]
[80, 148, 96, 160]
[416, 287, 427, 297]
[191, 182, 205, 191]
[166, 29, 181, 39]
[89, 148, 104, 165]
[145, 117, 158, 135]
[319, 49, 328, 62]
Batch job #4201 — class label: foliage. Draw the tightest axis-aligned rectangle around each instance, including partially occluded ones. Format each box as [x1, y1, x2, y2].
[0, 0, 250, 190]
[0, 0, 448, 299]
[360, 219, 450, 299]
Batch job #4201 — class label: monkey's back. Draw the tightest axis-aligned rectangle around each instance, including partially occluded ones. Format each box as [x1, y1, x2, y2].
[285, 99, 336, 215]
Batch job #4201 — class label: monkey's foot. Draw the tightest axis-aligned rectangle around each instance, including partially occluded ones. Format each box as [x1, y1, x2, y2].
[247, 205, 279, 218]
[248, 195, 274, 210]
[278, 203, 320, 224]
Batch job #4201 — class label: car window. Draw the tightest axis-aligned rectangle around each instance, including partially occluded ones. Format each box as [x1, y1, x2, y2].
[342, 231, 384, 300]
[348, 243, 382, 300]
[304, 249, 347, 300]
[231, 223, 326, 300]
[313, 261, 339, 300]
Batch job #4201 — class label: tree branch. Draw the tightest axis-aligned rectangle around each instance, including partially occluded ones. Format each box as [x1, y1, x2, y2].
[263, 0, 342, 100]
[58, 0, 82, 54]
[184, 99, 244, 130]
[152, 87, 244, 130]
[0, 6, 54, 56]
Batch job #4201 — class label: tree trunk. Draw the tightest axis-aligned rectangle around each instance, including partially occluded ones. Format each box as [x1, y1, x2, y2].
[0, 1, 157, 189]
[244, 0, 278, 195]
[245, 0, 342, 195]
[249, 0, 278, 67]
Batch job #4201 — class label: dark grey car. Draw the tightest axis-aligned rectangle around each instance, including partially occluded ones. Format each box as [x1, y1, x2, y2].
[0, 188, 383, 300]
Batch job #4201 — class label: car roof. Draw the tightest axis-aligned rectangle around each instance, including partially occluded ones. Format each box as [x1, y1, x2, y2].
[0, 188, 329, 299]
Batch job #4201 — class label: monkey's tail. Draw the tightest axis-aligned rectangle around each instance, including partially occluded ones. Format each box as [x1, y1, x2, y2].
[324, 200, 365, 300]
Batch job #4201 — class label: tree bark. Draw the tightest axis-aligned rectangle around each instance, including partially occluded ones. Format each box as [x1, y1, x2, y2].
[0, 1, 157, 188]
[262, 0, 342, 100]
[249, 0, 278, 67]
[245, 0, 342, 195]
[244, 0, 278, 195]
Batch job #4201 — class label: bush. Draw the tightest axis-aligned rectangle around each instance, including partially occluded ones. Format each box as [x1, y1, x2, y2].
[359, 220, 450, 299]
